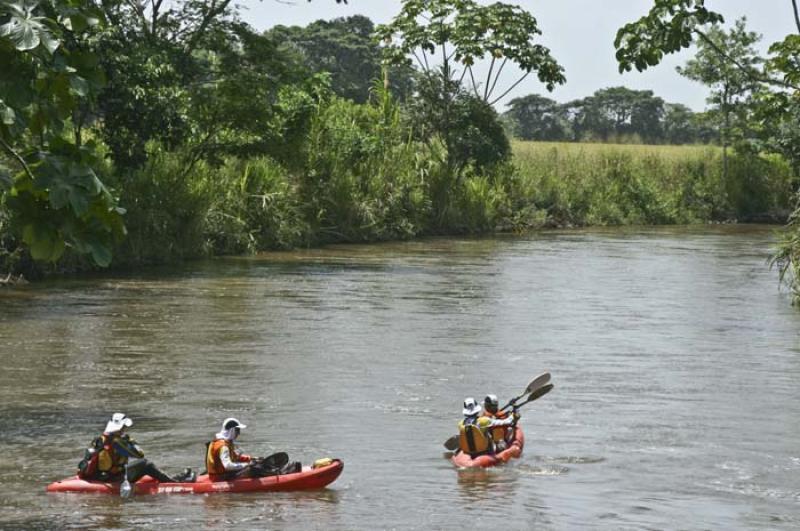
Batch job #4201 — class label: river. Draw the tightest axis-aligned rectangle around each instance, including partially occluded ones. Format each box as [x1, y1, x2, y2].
[1, 225, 799, 530]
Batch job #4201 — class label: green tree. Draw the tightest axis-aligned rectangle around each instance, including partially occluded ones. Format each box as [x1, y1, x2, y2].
[662, 103, 698, 144]
[0, 0, 124, 266]
[504, 94, 569, 141]
[376, 0, 564, 225]
[266, 16, 415, 104]
[676, 18, 763, 179]
[376, 0, 565, 108]
[569, 87, 665, 143]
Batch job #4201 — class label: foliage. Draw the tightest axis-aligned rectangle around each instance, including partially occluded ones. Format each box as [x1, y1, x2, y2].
[0, 0, 124, 266]
[376, 0, 565, 104]
[266, 16, 415, 103]
[504, 87, 706, 145]
[572, 87, 665, 143]
[301, 85, 432, 242]
[676, 18, 763, 178]
[614, 0, 724, 74]
[505, 95, 568, 141]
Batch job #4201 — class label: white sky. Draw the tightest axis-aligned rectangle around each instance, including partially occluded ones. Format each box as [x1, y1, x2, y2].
[240, 0, 797, 111]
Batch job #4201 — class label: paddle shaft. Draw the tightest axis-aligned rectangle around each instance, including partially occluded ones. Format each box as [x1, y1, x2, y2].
[501, 372, 551, 411]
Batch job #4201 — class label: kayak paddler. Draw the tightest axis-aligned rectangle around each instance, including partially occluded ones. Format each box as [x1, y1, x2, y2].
[206, 418, 301, 481]
[458, 397, 517, 458]
[77, 413, 195, 484]
[483, 394, 513, 451]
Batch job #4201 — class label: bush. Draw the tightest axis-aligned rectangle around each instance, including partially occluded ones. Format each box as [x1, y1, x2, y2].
[200, 157, 310, 255]
[113, 148, 211, 265]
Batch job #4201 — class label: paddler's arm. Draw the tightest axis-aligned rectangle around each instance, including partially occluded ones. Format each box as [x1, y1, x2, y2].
[487, 416, 515, 428]
[219, 445, 249, 471]
[113, 435, 145, 459]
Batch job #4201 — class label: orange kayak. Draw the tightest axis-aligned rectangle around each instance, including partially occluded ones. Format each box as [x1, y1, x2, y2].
[451, 427, 524, 468]
[46, 459, 343, 495]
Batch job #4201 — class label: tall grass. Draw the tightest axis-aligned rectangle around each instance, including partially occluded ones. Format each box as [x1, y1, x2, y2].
[512, 141, 796, 227]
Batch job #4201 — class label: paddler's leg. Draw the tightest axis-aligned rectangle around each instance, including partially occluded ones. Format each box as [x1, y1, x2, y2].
[126, 458, 177, 483]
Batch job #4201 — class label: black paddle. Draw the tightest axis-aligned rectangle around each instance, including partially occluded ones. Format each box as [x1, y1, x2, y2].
[257, 452, 289, 469]
[198, 451, 289, 476]
[500, 372, 551, 411]
[442, 382, 555, 450]
[513, 383, 553, 410]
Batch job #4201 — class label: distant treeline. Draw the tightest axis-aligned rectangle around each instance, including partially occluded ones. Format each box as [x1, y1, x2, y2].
[503, 88, 716, 145]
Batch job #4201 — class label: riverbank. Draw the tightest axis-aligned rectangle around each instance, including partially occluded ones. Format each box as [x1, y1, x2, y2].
[1, 141, 796, 281]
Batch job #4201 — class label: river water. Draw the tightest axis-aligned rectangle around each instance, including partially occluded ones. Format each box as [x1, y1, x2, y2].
[1, 225, 799, 530]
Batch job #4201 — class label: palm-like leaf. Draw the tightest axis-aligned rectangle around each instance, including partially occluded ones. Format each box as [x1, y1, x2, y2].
[0, 1, 59, 53]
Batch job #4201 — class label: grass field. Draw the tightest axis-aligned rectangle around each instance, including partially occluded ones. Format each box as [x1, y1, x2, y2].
[510, 140, 795, 227]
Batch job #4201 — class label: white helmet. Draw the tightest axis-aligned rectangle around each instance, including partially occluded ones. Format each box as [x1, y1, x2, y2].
[463, 397, 482, 416]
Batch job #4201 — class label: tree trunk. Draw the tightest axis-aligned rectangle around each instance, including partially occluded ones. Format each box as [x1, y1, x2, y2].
[722, 86, 730, 183]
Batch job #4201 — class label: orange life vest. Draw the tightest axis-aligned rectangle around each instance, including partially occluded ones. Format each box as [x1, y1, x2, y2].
[206, 439, 249, 478]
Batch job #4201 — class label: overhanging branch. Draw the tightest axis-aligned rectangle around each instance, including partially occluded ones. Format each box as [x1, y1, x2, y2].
[489, 72, 529, 106]
[695, 29, 800, 91]
[0, 137, 35, 183]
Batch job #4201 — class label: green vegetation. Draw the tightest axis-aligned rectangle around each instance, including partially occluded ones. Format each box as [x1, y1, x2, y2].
[512, 142, 794, 227]
[1, 0, 799, 304]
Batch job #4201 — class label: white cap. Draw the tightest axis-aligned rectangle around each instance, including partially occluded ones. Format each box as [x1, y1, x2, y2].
[222, 417, 246, 431]
[463, 397, 481, 416]
[104, 413, 133, 434]
[216, 417, 247, 440]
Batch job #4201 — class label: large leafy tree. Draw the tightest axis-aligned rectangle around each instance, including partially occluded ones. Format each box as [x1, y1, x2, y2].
[0, 0, 124, 266]
[662, 103, 699, 144]
[376, 0, 564, 172]
[376, 0, 564, 106]
[676, 18, 762, 179]
[576, 87, 665, 143]
[376, 0, 564, 226]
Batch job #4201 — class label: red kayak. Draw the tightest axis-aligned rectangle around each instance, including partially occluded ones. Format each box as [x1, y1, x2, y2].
[451, 427, 524, 468]
[46, 459, 343, 495]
